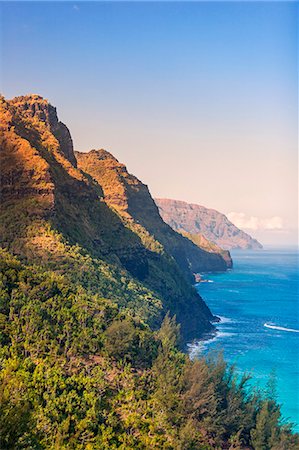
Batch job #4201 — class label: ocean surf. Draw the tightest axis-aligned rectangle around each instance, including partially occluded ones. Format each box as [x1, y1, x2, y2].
[190, 248, 299, 431]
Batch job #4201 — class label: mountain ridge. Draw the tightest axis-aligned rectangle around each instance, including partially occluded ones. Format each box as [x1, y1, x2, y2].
[155, 198, 263, 250]
[76, 149, 232, 278]
[0, 94, 226, 341]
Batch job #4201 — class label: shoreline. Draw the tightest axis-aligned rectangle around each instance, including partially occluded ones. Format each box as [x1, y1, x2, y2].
[187, 315, 231, 359]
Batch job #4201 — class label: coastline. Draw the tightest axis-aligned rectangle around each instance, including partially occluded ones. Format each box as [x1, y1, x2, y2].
[190, 249, 299, 432]
[187, 315, 231, 359]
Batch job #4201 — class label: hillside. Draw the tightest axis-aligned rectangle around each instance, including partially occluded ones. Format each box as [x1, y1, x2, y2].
[156, 198, 263, 250]
[0, 94, 297, 449]
[0, 95, 162, 321]
[76, 149, 232, 278]
[178, 230, 233, 268]
[0, 94, 218, 340]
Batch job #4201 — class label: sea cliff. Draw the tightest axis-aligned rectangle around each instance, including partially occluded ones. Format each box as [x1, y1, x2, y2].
[0, 94, 297, 450]
[156, 198, 263, 250]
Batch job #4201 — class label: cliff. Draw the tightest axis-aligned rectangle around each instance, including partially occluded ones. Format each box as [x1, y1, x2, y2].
[9, 94, 77, 166]
[178, 230, 233, 268]
[0, 94, 218, 340]
[156, 198, 263, 250]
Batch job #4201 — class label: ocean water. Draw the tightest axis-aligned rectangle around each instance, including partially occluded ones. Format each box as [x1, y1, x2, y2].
[189, 248, 299, 432]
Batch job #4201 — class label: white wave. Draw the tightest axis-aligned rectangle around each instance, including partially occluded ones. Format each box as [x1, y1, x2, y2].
[187, 331, 234, 359]
[218, 316, 234, 324]
[264, 323, 299, 333]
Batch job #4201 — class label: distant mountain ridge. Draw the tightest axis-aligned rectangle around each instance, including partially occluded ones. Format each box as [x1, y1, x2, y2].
[155, 198, 263, 250]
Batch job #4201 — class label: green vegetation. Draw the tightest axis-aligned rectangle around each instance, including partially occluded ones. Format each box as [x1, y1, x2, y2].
[0, 249, 298, 449]
[1, 95, 298, 449]
[0, 94, 215, 341]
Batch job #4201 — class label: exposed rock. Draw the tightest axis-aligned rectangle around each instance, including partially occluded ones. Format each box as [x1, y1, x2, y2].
[9, 95, 77, 167]
[0, 95, 150, 278]
[155, 198, 263, 250]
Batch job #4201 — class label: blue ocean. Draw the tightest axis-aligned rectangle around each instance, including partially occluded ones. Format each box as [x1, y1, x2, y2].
[189, 248, 299, 432]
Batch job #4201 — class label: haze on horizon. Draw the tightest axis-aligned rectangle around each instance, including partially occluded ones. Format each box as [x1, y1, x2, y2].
[1, 1, 297, 246]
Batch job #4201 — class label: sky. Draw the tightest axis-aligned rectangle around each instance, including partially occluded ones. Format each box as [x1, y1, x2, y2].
[0, 1, 297, 245]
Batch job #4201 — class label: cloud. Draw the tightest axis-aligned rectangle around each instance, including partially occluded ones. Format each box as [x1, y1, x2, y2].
[227, 212, 284, 231]
[73, 4, 80, 11]
[261, 216, 284, 230]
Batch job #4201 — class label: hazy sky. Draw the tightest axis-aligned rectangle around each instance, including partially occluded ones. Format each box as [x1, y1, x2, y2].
[1, 1, 297, 245]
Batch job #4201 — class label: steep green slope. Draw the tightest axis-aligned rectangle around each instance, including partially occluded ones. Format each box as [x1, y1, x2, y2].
[0, 94, 213, 340]
[0, 248, 298, 449]
[178, 230, 232, 268]
[1, 95, 298, 449]
[0, 95, 162, 326]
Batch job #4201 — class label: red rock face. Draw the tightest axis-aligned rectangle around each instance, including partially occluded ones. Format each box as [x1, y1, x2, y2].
[9, 95, 77, 167]
[0, 96, 55, 208]
[0, 95, 147, 273]
[155, 198, 263, 250]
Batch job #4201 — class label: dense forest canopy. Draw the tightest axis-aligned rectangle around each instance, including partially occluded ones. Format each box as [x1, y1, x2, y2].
[0, 249, 298, 449]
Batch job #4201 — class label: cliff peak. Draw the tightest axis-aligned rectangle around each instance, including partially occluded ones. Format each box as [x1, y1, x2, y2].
[85, 149, 119, 162]
[10, 93, 48, 103]
[8, 94, 77, 167]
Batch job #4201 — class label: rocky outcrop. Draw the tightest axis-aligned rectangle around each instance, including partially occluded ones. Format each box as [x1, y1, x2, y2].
[9, 95, 77, 167]
[156, 198, 263, 250]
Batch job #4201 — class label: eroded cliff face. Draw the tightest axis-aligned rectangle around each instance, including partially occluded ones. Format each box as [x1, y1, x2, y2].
[0, 94, 218, 341]
[178, 230, 233, 268]
[9, 95, 77, 167]
[0, 95, 147, 276]
[156, 198, 263, 250]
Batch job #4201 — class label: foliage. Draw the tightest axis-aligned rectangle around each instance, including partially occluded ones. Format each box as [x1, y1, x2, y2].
[0, 249, 298, 449]
[1, 96, 298, 449]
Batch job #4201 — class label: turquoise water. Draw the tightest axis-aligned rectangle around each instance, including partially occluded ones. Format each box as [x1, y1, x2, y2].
[190, 248, 299, 431]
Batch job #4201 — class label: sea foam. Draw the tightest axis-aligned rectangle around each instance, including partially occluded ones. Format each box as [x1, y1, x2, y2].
[264, 323, 299, 333]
